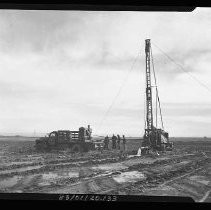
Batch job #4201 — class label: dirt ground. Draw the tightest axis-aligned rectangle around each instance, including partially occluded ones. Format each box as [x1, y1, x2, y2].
[0, 137, 210, 202]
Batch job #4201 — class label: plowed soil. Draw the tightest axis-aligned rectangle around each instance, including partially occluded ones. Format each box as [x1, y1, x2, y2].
[0, 138, 210, 202]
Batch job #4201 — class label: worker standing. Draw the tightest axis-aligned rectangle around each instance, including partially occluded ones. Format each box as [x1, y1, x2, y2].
[104, 135, 109, 150]
[112, 134, 117, 149]
[103, 136, 106, 150]
[114, 135, 117, 149]
[106, 135, 110, 150]
[122, 135, 126, 151]
[117, 135, 121, 150]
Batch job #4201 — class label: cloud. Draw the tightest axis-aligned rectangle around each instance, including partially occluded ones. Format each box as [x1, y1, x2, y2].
[0, 9, 211, 136]
[0, 10, 85, 54]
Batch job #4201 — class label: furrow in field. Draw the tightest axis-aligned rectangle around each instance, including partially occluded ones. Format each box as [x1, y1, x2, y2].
[46, 156, 208, 194]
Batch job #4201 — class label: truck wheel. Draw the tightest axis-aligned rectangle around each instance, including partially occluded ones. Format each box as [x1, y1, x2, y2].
[72, 144, 83, 153]
[83, 146, 89, 152]
[48, 138, 56, 146]
[36, 142, 47, 152]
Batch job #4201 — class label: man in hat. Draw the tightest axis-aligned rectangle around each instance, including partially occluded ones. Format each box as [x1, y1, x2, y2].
[112, 134, 117, 149]
[117, 135, 121, 150]
[104, 135, 109, 150]
[122, 135, 126, 151]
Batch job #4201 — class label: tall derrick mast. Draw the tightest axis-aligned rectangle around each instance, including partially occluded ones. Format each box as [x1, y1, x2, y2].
[144, 39, 153, 146]
[143, 39, 173, 152]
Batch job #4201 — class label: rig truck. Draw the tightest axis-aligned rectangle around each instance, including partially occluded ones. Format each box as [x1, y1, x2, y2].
[35, 125, 96, 152]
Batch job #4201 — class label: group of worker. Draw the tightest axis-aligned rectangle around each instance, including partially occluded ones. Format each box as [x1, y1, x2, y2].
[103, 134, 126, 151]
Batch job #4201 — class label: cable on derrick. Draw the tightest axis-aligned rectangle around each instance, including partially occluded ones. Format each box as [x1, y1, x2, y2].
[152, 42, 211, 95]
[97, 52, 139, 131]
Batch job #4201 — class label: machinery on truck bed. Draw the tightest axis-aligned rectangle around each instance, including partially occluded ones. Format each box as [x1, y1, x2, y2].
[142, 39, 173, 153]
[35, 125, 96, 152]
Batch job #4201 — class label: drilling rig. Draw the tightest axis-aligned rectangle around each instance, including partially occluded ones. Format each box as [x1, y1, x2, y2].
[142, 39, 173, 152]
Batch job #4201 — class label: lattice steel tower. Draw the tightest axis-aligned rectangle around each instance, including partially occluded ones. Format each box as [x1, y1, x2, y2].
[144, 39, 153, 143]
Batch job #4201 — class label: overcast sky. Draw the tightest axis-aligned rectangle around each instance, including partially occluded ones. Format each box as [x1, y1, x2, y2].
[0, 8, 211, 137]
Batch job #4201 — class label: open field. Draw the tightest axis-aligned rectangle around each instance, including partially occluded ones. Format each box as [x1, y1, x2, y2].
[0, 136, 210, 202]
